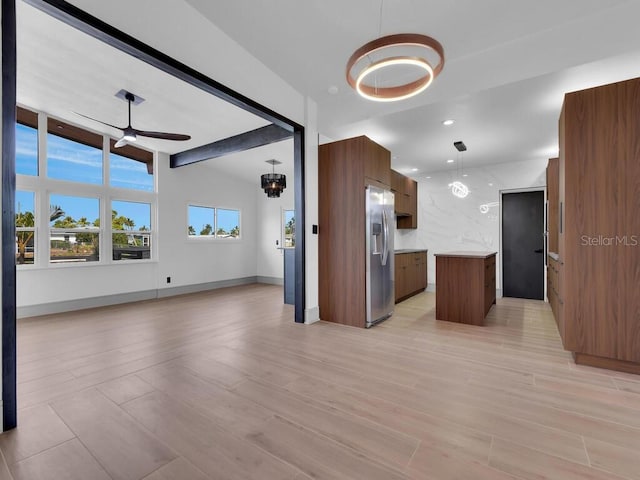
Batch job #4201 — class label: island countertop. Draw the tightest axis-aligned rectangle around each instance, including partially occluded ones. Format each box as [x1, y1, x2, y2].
[434, 251, 496, 259]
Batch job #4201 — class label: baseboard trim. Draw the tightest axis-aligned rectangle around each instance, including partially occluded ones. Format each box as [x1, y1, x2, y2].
[574, 352, 640, 375]
[156, 277, 257, 298]
[18, 276, 259, 318]
[256, 276, 284, 286]
[304, 306, 320, 324]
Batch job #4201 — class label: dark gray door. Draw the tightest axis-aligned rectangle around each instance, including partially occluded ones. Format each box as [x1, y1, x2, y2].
[502, 191, 545, 300]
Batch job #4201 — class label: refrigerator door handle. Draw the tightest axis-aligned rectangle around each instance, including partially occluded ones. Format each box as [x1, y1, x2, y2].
[381, 208, 389, 266]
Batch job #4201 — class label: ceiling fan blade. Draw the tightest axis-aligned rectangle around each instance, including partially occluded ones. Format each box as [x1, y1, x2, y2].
[114, 137, 128, 148]
[135, 130, 191, 141]
[73, 112, 124, 131]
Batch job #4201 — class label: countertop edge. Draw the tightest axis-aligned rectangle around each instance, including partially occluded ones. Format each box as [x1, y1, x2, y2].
[394, 249, 428, 254]
[434, 251, 497, 259]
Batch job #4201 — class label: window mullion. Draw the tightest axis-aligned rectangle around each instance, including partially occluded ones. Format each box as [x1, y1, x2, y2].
[37, 112, 47, 178]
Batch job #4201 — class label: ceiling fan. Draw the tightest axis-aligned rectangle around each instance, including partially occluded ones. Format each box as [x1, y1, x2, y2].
[75, 90, 191, 148]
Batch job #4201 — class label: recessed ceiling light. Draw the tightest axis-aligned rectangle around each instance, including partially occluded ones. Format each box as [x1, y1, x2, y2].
[442, 119, 455, 126]
[488, 183, 493, 186]
[446, 159, 454, 163]
[328, 85, 339, 95]
[425, 176, 431, 179]
[462, 174, 468, 177]
[411, 168, 418, 172]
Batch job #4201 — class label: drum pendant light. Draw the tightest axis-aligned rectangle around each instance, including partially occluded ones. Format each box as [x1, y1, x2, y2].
[261, 159, 287, 198]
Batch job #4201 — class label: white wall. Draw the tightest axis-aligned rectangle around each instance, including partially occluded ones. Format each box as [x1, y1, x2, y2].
[304, 98, 319, 322]
[16, 152, 260, 310]
[395, 158, 548, 288]
[256, 181, 293, 280]
[156, 153, 259, 289]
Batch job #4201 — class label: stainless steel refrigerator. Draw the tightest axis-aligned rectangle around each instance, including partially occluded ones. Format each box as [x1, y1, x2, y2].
[365, 185, 395, 327]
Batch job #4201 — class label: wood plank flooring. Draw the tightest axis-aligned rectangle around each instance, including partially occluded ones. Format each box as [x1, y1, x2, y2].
[2, 284, 640, 479]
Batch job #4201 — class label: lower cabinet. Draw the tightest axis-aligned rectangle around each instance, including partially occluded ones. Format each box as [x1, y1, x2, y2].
[395, 251, 428, 303]
[434, 252, 497, 326]
[547, 255, 563, 337]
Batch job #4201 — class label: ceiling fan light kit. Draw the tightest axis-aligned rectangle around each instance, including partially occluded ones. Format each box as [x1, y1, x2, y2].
[76, 89, 191, 148]
[346, 33, 445, 102]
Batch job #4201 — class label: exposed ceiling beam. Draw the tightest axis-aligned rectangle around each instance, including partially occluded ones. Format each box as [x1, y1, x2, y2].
[170, 124, 292, 168]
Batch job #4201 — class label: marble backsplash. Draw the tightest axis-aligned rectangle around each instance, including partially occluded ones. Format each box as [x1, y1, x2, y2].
[395, 157, 548, 290]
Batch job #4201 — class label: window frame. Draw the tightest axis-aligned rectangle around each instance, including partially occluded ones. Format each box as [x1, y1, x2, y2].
[282, 208, 295, 249]
[15, 189, 37, 265]
[187, 203, 242, 241]
[15, 105, 157, 269]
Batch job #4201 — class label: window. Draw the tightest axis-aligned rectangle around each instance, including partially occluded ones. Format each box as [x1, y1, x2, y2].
[16, 190, 36, 264]
[217, 209, 241, 238]
[47, 118, 103, 185]
[16, 123, 38, 176]
[110, 144, 154, 192]
[15, 105, 157, 267]
[188, 205, 240, 238]
[50, 194, 100, 263]
[188, 205, 214, 236]
[283, 209, 295, 248]
[111, 200, 151, 260]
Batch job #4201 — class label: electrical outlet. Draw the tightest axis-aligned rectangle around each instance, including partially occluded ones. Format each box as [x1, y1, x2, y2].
[166, 276, 171, 284]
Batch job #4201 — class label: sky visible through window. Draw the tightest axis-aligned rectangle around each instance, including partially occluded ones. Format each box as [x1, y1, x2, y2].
[189, 206, 239, 235]
[16, 190, 35, 215]
[16, 123, 38, 176]
[17, 122, 154, 229]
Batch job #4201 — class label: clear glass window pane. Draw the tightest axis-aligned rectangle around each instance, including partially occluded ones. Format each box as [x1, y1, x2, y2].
[50, 194, 100, 228]
[47, 133, 103, 185]
[16, 123, 38, 176]
[112, 200, 151, 261]
[50, 194, 100, 263]
[110, 152, 154, 191]
[188, 205, 215, 236]
[217, 209, 240, 238]
[50, 232, 99, 263]
[111, 200, 151, 231]
[112, 234, 151, 260]
[284, 209, 295, 248]
[16, 190, 35, 265]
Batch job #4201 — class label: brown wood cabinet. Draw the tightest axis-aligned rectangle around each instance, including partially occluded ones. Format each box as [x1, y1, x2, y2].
[318, 136, 391, 327]
[390, 169, 418, 229]
[435, 252, 496, 326]
[394, 250, 427, 303]
[550, 77, 640, 374]
[546, 157, 559, 255]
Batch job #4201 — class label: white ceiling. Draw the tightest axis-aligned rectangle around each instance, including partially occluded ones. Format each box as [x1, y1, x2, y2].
[185, 0, 640, 175]
[16, 1, 287, 185]
[17, 0, 640, 183]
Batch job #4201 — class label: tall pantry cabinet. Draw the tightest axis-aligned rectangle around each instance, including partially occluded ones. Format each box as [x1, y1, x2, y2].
[318, 136, 391, 327]
[550, 77, 640, 374]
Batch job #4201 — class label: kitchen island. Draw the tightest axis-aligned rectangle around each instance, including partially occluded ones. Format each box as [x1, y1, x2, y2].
[435, 251, 497, 326]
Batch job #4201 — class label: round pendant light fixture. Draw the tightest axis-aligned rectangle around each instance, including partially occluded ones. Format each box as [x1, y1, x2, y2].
[346, 33, 445, 102]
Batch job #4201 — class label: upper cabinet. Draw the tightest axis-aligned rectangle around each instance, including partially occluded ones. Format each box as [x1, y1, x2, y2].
[391, 169, 418, 229]
[363, 138, 391, 187]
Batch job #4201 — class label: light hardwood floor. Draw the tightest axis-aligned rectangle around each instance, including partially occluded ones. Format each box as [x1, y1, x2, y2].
[2, 284, 640, 479]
